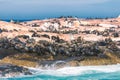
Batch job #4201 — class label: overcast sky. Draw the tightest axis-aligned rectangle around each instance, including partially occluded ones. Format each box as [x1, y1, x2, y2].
[0, 0, 120, 20]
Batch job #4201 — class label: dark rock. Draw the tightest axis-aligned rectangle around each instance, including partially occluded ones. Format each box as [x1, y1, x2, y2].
[2, 29, 8, 32]
[32, 32, 40, 37]
[0, 28, 2, 33]
[0, 34, 119, 61]
[77, 37, 82, 43]
[59, 39, 66, 43]
[91, 30, 99, 35]
[13, 37, 21, 43]
[0, 64, 32, 77]
[51, 36, 57, 41]
[41, 34, 50, 39]
[28, 30, 35, 33]
[27, 46, 34, 52]
[13, 29, 18, 32]
[109, 27, 115, 32]
[18, 35, 29, 39]
[39, 40, 50, 46]
[102, 31, 109, 37]
[98, 41, 107, 46]
[112, 32, 119, 37]
[97, 53, 108, 58]
[83, 30, 91, 34]
[58, 47, 66, 55]
[105, 38, 112, 44]
[48, 46, 56, 55]
[26, 38, 35, 43]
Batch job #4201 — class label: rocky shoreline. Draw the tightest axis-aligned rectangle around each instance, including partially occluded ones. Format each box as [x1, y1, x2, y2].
[0, 36, 120, 66]
[0, 17, 120, 77]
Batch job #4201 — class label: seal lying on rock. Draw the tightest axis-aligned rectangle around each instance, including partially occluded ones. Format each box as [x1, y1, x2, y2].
[0, 63, 32, 77]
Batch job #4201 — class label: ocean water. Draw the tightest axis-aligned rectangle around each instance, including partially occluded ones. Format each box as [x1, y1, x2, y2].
[1, 64, 120, 80]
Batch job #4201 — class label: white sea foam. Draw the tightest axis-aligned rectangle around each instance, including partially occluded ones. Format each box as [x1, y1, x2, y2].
[28, 64, 120, 76]
[1, 64, 120, 78]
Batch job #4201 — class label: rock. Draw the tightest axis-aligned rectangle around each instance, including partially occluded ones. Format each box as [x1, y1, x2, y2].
[0, 34, 119, 64]
[13, 37, 21, 43]
[59, 39, 66, 43]
[58, 47, 67, 56]
[18, 35, 29, 39]
[24, 46, 29, 52]
[91, 30, 99, 35]
[2, 29, 8, 32]
[112, 32, 119, 37]
[102, 31, 109, 37]
[82, 30, 90, 34]
[0, 63, 32, 77]
[97, 53, 108, 58]
[39, 40, 50, 46]
[32, 32, 40, 37]
[48, 46, 56, 56]
[51, 36, 57, 40]
[23, 35, 29, 39]
[41, 34, 50, 39]
[51, 36, 60, 42]
[27, 46, 34, 52]
[0, 28, 2, 33]
[98, 40, 108, 46]
[77, 37, 82, 43]
[28, 30, 35, 33]
[26, 38, 35, 43]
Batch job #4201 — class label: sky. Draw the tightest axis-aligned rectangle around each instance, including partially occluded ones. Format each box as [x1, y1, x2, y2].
[0, 0, 120, 20]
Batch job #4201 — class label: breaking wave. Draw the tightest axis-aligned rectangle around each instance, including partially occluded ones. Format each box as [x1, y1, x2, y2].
[1, 64, 120, 80]
[28, 64, 120, 76]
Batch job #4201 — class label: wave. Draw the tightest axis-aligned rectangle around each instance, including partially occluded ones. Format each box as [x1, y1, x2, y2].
[1, 64, 120, 79]
[28, 64, 120, 77]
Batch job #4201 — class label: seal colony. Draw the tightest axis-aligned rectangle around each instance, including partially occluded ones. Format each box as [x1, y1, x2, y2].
[0, 16, 120, 77]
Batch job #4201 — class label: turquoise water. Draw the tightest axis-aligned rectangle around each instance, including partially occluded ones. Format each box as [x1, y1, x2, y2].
[1, 64, 120, 80]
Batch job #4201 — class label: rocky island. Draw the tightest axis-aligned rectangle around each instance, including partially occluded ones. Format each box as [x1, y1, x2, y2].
[0, 16, 120, 77]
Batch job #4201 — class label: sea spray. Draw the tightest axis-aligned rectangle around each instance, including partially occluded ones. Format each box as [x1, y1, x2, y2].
[27, 64, 120, 76]
[36, 60, 69, 69]
[1, 64, 120, 80]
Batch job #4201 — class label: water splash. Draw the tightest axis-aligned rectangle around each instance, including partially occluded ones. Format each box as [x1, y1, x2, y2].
[51, 61, 69, 68]
[28, 64, 120, 77]
[36, 60, 69, 69]
[1, 64, 120, 79]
